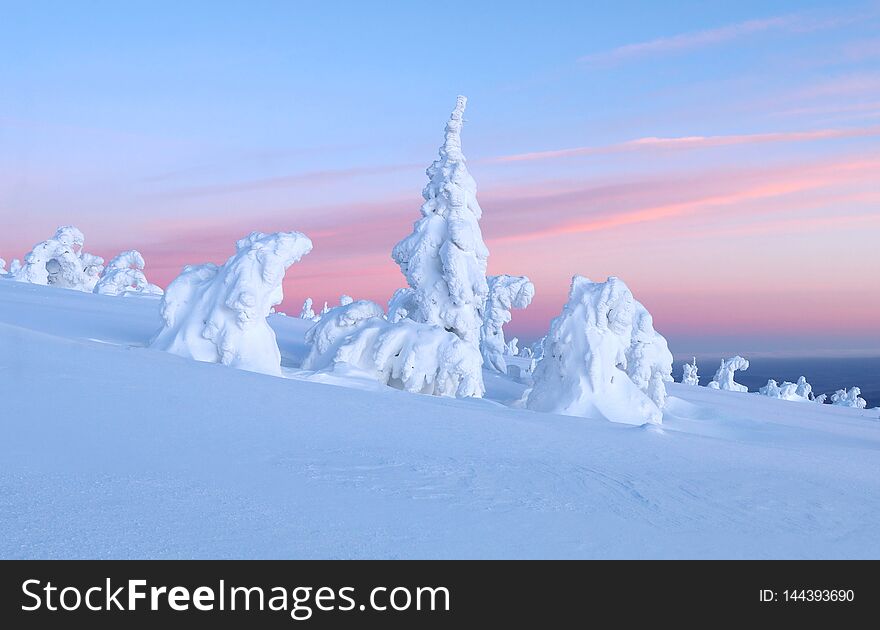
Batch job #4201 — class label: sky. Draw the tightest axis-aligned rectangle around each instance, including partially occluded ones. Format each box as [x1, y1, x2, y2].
[1, 0, 878, 357]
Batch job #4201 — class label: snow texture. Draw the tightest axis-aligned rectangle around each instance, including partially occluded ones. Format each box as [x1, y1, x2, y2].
[150, 231, 312, 376]
[387, 287, 418, 323]
[759, 377, 814, 402]
[708, 356, 750, 392]
[2, 280, 880, 559]
[682, 357, 699, 386]
[625, 302, 674, 408]
[13, 226, 104, 292]
[832, 387, 867, 409]
[94, 250, 163, 296]
[526, 276, 665, 425]
[481, 274, 535, 373]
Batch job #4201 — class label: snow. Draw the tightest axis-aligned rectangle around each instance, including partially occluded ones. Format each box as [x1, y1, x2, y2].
[301, 300, 385, 372]
[1, 280, 880, 558]
[527, 276, 666, 425]
[708, 356, 750, 392]
[759, 376, 816, 402]
[299, 297, 316, 320]
[150, 231, 313, 377]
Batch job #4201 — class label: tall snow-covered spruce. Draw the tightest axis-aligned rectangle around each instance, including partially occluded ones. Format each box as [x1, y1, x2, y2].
[150, 231, 312, 376]
[391, 95, 489, 348]
[526, 276, 673, 425]
[302, 97, 488, 398]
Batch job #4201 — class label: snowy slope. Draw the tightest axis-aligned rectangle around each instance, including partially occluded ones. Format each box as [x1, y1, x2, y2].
[1, 280, 878, 559]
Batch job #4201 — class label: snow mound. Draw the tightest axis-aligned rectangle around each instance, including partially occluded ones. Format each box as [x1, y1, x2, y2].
[625, 302, 674, 407]
[831, 387, 867, 409]
[301, 300, 386, 371]
[94, 250, 163, 296]
[481, 274, 535, 373]
[387, 287, 418, 323]
[527, 276, 666, 425]
[681, 357, 699, 386]
[708, 356, 749, 392]
[150, 231, 312, 376]
[13, 226, 104, 292]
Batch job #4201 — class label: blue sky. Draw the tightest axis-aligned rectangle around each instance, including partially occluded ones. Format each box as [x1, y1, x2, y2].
[2, 0, 879, 356]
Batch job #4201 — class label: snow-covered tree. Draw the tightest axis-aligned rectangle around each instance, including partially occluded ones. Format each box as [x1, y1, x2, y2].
[339, 294, 353, 306]
[480, 274, 534, 373]
[390, 95, 489, 350]
[795, 376, 814, 400]
[682, 357, 699, 386]
[309, 96, 488, 399]
[301, 300, 385, 372]
[506, 337, 519, 356]
[299, 298, 316, 320]
[320, 301, 330, 317]
[831, 387, 867, 409]
[333, 318, 484, 398]
[150, 231, 312, 376]
[94, 250, 163, 296]
[0, 258, 6, 276]
[527, 276, 669, 425]
[760, 376, 817, 402]
[707, 356, 749, 392]
[14, 226, 104, 291]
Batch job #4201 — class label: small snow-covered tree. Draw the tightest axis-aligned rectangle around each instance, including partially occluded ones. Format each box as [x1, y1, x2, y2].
[299, 298, 316, 320]
[14, 226, 104, 291]
[150, 231, 312, 376]
[391, 95, 489, 350]
[761, 376, 817, 402]
[94, 250, 163, 296]
[831, 387, 867, 409]
[0, 258, 6, 275]
[527, 276, 669, 425]
[480, 274, 534, 373]
[339, 294, 353, 306]
[795, 376, 813, 400]
[506, 337, 519, 356]
[682, 357, 699, 386]
[707, 356, 749, 392]
[301, 300, 386, 371]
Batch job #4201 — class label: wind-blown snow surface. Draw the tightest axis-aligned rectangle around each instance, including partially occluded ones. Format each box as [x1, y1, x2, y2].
[1, 281, 879, 559]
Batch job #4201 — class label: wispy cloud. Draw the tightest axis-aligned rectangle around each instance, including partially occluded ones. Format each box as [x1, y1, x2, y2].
[492, 125, 880, 163]
[579, 11, 855, 66]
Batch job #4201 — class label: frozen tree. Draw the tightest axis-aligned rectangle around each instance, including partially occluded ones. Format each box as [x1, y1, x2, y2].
[527, 276, 667, 425]
[301, 300, 386, 371]
[0, 258, 6, 275]
[814, 393, 828, 404]
[625, 302, 674, 407]
[314, 96, 488, 399]
[339, 294, 353, 306]
[759, 379, 781, 398]
[707, 356, 749, 392]
[831, 387, 867, 409]
[682, 357, 699, 386]
[506, 337, 519, 356]
[94, 250, 163, 296]
[14, 226, 104, 291]
[795, 376, 814, 400]
[480, 274, 535, 373]
[320, 301, 331, 317]
[150, 231, 312, 376]
[299, 298, 316, 320]
[390, 95, 489, 350]
[8, 259, 21, 276]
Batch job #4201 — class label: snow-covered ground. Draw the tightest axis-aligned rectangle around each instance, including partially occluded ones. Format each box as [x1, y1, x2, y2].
[1, 280, 878, 559]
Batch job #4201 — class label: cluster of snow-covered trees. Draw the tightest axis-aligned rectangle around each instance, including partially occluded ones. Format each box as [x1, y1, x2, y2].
[679, 356, 864, 407]
[1, 226, 162, 297]
[8, 97, 873, 422]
